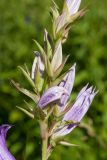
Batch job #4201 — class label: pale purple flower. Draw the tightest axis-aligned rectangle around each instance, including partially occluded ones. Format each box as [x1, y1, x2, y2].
[66, 0, 81, 16]
[0, 124, 16, 160]
[53, 86, 97, 137]
[31, 52, 44, 80]
[58, 63, 76, 112]
[38, 86, 68, 109]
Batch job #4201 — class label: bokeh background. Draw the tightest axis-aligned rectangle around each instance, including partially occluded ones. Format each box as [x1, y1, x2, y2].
[0, 0, 107, 159]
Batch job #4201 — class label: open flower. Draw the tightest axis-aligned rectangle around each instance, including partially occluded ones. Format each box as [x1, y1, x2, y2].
[38, 86, 68, 109]
[0, 124, 16, 160]
[52, 86, 98, 138]
[58, 63, 76, 112]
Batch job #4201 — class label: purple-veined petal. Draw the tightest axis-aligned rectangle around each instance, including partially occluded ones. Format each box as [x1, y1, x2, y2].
[58, 63, 76, 112]
[38, 86, 68, 109]
[0, 124, 16, 160]
[31, 52, 44, 80]
[53, 86, 97, 137]
[66, 0, 81, 16]
[76, 83, 89, 99]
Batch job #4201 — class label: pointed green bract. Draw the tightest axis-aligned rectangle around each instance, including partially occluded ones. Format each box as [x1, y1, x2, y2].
[17, 106, 34, 119]
[18, 66, 35, 88]
[11, 80, 39, 103]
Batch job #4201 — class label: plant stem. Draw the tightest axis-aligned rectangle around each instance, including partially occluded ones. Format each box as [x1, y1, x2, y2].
[42, 135, 48, 160]
[41, 121, 48, 160]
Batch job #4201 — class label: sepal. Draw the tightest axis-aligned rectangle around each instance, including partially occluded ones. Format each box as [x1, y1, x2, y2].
[59, 141, 79, 147]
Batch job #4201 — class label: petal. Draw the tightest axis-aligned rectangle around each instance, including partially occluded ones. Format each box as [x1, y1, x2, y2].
[76, 83, 89, 99]
[58, 63, 76, 112]
[31, 52, 44, 80]
[51, 41, 62, 72]
[55, 12, 66, 33]
[38, 86, 68, 109]
[66, 0, 81, 16]
[53, 86, 97, 137]
[0, 124, 16, 160]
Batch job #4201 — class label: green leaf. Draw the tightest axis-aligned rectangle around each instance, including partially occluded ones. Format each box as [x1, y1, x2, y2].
[24, 100, 34, 111]
[16, 106, 34, 119]
[46, 57, 53, 78]
[18, 66, 36, 89]
[35, 62, 44, 92]
[33, 39, 46, 65]
[11, 80, 39, 103]
[44, 29, 53, 59]
[59, 141, 79, 147]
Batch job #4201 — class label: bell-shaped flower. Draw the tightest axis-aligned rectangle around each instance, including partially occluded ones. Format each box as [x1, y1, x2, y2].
[53, 85, 97, 138]
[66, 0, 81, 16]
[38, 86, 68, 109]
[31, 52, 44, 81]
[58, 63, 76, 112]
[0, 124, 16, 160]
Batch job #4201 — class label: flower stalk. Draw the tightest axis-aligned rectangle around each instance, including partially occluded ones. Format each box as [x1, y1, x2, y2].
[41, 121, 48, 160]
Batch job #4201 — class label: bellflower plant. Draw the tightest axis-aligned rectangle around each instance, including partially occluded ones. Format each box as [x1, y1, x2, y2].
[0, 0, 97, 160]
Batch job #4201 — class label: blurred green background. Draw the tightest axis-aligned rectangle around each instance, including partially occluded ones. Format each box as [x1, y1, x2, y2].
[0, 0, 107, 159]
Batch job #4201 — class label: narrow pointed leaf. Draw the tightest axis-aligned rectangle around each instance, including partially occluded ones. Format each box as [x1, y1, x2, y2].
[35, 61, 44, 92]
[18, 66, 35, 88]
[33, 39, 46, 64]
[46, 57, 53, 77]
[59, 141, 79, 147]
[11, 80, 39, 103]
[24, 100, 34, 111]
[17, 106, 34, 119]
[44, 29, 53, 59]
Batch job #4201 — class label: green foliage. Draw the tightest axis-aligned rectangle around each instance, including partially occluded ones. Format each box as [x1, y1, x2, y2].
[0, 0, 107, 159]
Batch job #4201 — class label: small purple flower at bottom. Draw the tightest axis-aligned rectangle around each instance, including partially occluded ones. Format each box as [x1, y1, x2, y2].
[53, 85, 98, 138]
[0, 124, 16, 160]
